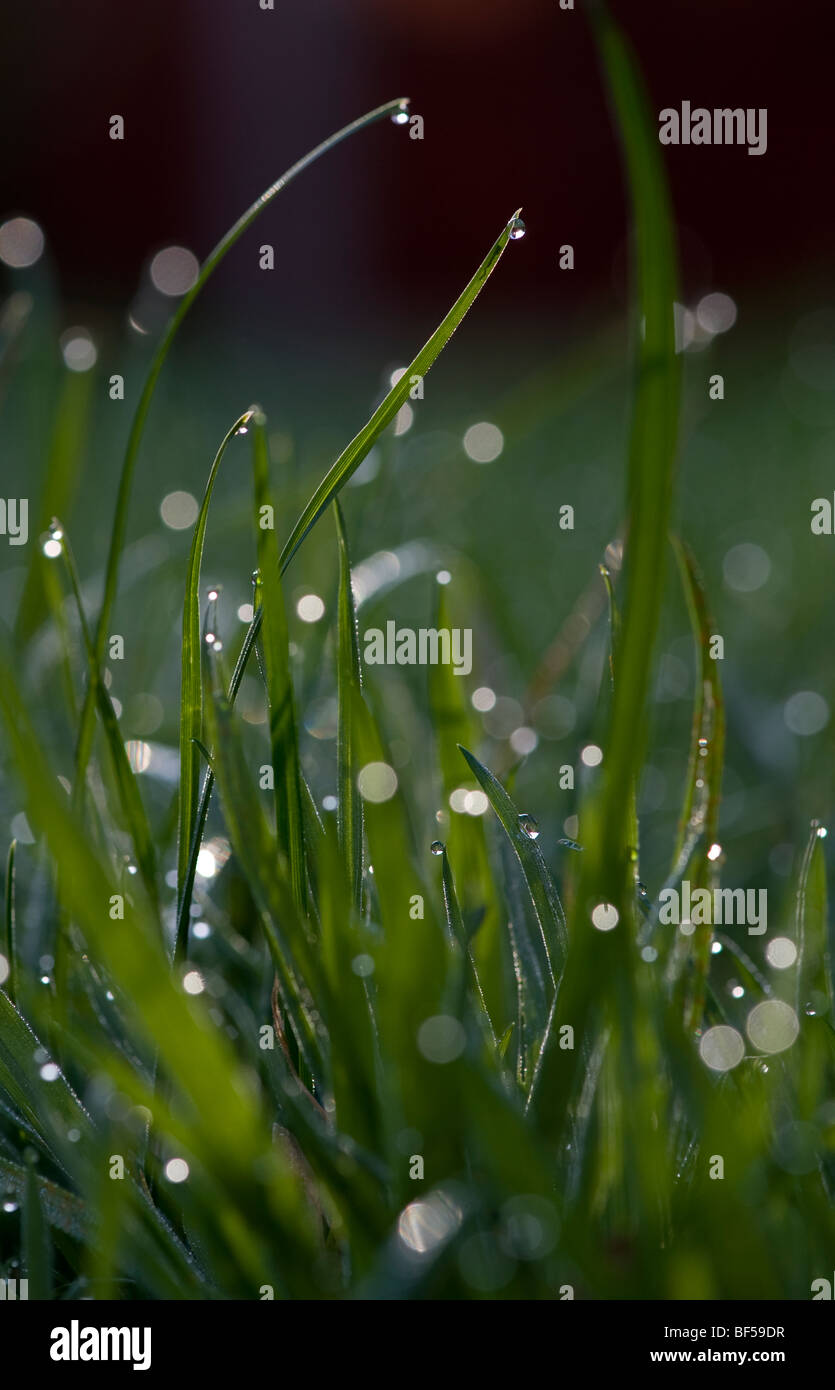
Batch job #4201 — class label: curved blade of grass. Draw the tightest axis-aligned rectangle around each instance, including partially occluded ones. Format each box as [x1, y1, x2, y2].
[177, 410, 254, 922]
[334, 500, 364, 913]
[459, 744, 567, 979]
[278, 210, 522, 574]
[73, 97, 411, 798]
[174, 210, 524, 925]
[252, 412, 306, 911]
[3, 839, 16, 1004]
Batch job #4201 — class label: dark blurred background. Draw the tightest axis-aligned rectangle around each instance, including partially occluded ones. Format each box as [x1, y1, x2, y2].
[1, 0, 828, 331]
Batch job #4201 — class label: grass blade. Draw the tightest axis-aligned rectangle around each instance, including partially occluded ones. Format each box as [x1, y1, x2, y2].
[171, 210, 524, 915]
[202, 662, 324, 1078]
[177, 410, 254, 924]
[23, 1156, 54, 1299]
[3, 840, 16, 1004]
[795, 819, 830, 1018]
[73, 98, 412, 800]
[252, 412, 306, 910]
[428, 586, 504, 1021]
[530, 6, 681, 1207]
[0, 1156, 87, 1241]
[459, 744, 567, 981]
[334, 500, 364, 913]
[278, 210, 523, 574]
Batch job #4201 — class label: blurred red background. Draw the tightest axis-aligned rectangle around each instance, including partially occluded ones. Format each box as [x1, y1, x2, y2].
[0, 0, 825, 329]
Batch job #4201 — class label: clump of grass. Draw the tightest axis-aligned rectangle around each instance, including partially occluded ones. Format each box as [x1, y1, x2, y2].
[0, 5, 833, 1301]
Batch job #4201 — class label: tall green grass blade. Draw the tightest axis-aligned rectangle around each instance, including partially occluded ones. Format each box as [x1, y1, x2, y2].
[670, 534, 725, 869]
[583, 1, 681, 904]
[428, 587, 503, 1020]
[334, 501, 364, 913]
[668, 535, 726, 1025]
[252, 413, 306, 910]
[73, 98, 412, 799]
[530, 5, 681, 1204]
[3, 840, 16, 1004]
[177, 410, 254, 921]
[314, 818, 381, 1168]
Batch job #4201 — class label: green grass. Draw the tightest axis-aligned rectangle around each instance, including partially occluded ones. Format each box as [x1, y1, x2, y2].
[0, 4, 833, 1300]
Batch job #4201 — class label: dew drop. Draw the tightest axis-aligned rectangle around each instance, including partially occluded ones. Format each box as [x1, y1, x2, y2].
[42, 519, 64, 558]
[2, 1199, 19, 1213]
[518, 812, 539, 839]
[508, 215, 526, 241]
[430, 840, 445, 856]
[391, 101, 410, 126]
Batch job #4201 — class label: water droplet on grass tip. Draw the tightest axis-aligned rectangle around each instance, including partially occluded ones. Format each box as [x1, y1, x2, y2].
[518, 813, 539, 839]
[508, 215, 526, 241]
[391, 101, 410, 125]
[430, 840, 445, 856]
[42, 520, 64, 558]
